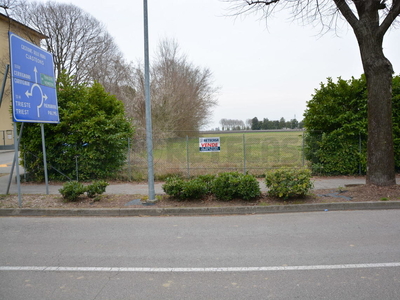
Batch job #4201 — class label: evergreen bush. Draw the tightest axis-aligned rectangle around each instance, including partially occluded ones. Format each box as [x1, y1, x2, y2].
[211, 172, 260, 201]
[59, 180, 109, 201]
[303, 74, 400, 175]
[20, 73, 134, 181]
[265, 168, 313, 199]
[59, 181, 86, 202]
[162, 176, 209, 201]
[86, 180, 109, 198]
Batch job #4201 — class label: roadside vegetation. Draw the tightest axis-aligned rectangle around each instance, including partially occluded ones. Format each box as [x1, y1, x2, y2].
[162, 169, 313, 202]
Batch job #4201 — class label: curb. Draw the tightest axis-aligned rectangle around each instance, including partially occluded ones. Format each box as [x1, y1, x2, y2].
[1, 201, 400, 217]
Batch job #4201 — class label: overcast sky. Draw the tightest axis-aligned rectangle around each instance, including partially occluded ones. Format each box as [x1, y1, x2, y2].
[36, 0, 400, 129]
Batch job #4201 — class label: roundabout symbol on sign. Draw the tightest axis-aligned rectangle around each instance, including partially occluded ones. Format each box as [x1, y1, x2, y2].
[9, 32, 59, 123]
[24, 67, 48, 118]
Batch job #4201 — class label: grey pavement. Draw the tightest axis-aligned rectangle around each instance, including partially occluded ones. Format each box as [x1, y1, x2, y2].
[0, 149, 375, 195]
[2, 149, 400, 216]
[1, 169, 371, 195]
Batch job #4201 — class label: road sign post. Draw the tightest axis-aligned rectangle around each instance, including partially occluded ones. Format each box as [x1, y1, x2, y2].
[9, 32, 59, 123]
[8, 33, 59, 203]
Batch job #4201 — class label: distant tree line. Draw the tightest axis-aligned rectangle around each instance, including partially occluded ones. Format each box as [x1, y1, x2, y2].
[251, 117, 303, 130]
[219, 119, 248, 130]
[218, 117, 303, 131]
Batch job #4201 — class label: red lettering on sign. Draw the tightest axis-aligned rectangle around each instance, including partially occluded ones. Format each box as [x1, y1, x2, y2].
[201, 143, 218, 147]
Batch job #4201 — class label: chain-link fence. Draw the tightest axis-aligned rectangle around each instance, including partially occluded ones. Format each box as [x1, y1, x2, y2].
[125, 131, 306, 179]
[16, 130, 371, 181]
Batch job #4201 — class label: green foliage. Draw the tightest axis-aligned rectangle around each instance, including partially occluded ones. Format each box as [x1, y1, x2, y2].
[196, 174, 216, 191]
[211, 172, 260, 201]
[162, 173, 260, 201]
[20, 73, 134, 181]
[59, 180, 109, 201]
[162, 176, 209, 201]
[303, 74, 400, 175]
[86, 180, 109, 198]
[265, 168, 313, 199]
[59, 181, 86, 202]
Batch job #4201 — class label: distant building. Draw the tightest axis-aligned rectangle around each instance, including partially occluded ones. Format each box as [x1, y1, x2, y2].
[0, 12, 47, 149]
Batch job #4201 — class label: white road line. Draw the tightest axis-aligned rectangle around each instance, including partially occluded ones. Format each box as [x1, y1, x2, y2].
[1, 262, 400, 273]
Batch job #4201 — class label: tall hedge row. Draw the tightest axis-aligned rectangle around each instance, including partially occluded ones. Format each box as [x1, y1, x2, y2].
[303, 74, 400, 175]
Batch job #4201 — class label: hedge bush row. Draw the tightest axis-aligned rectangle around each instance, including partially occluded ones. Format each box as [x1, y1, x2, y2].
[59, 180, 109, 201]
[162, 169, 314, 201]
[162, 172, 261, 201]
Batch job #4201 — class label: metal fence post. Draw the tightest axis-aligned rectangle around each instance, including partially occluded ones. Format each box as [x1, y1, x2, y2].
[75, 155, 79, 181]
[243, 134, 246, 174]
[127, 138, 131, 181]
[302, 132, 305, 167]
[23, 144, 26, 182]
[359, 132, 362, 175]
[186, 136, 190, 178]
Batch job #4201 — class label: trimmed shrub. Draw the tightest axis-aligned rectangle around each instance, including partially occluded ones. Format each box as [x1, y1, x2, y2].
[196, 174, 216, 191]
[59, 181, 86, 202]
[86, 180, 109, 198]
[162, 177, 208, 201]
[163, 173, 260, 201]
[265, 168, 313, 199]
[212, 172, 260, 201]
[162, 177, 185, 199]
[59, 180, 109, 201]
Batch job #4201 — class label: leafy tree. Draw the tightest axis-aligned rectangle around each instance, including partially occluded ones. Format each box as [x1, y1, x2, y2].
[279, 117, 286, 129]
[303, 74, 400, 175]
[20, 74, 134, 181]
[226, 0, 400, 186]
[251, 117, 261, 130]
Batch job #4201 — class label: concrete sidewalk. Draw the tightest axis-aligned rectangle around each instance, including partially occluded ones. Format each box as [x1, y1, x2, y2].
[2, 173, 400, 216]
[1, 173, 371, 195]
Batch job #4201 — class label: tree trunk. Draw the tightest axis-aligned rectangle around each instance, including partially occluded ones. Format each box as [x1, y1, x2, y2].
[357, 32, 396, 186]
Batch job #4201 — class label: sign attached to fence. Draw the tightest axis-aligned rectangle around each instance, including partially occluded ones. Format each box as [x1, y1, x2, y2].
[199, 137, 220, 152]
[9, 32, 59, 123]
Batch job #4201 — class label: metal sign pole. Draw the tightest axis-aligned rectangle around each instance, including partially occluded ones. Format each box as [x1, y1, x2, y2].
[13, 122, 22, 207]
[40, 124, 49, 194]
[6, 123, 23, 195]
[143, 0, 155, 201]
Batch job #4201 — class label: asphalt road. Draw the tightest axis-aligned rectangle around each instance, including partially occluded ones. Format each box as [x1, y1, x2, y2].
[0, 151, 16, 173]
[1, 210, 400, 299]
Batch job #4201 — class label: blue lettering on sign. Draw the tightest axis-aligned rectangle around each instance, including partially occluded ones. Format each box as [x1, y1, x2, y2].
[9, 32, 59, 123]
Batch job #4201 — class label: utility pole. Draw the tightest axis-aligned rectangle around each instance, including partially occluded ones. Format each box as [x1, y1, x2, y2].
[143, 0, 155, 201]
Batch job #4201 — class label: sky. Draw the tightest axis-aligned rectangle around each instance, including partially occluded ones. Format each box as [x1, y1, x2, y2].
[35, 0, 400, 129]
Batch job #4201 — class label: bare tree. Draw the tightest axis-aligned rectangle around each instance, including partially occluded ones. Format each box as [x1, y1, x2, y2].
[0, 0, 19, 11]
[130, 39, 218, 138]
[226, 0, 400, 186]
[245, 118, 252, 129]
[10, 1, 122, 85]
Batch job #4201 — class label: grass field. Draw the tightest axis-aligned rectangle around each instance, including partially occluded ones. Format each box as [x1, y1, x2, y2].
[127, 131, 305, 179]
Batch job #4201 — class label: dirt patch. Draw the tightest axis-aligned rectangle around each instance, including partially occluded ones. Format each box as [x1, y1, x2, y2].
[1, 184, 400, 209]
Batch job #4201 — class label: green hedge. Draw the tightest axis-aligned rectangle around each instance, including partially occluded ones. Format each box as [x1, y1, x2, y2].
[265, 168, 313, 199]
[59, 180, 109, 202]
[162, 172, 260, 201]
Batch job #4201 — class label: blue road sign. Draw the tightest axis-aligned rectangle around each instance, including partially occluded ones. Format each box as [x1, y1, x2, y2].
[9, 32, 59, 123]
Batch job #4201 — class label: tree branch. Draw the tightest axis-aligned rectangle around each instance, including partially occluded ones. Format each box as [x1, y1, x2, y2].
[246, 0, 280, 5]
[333, 0, 359, 28]
[379, 0, 400, 35]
